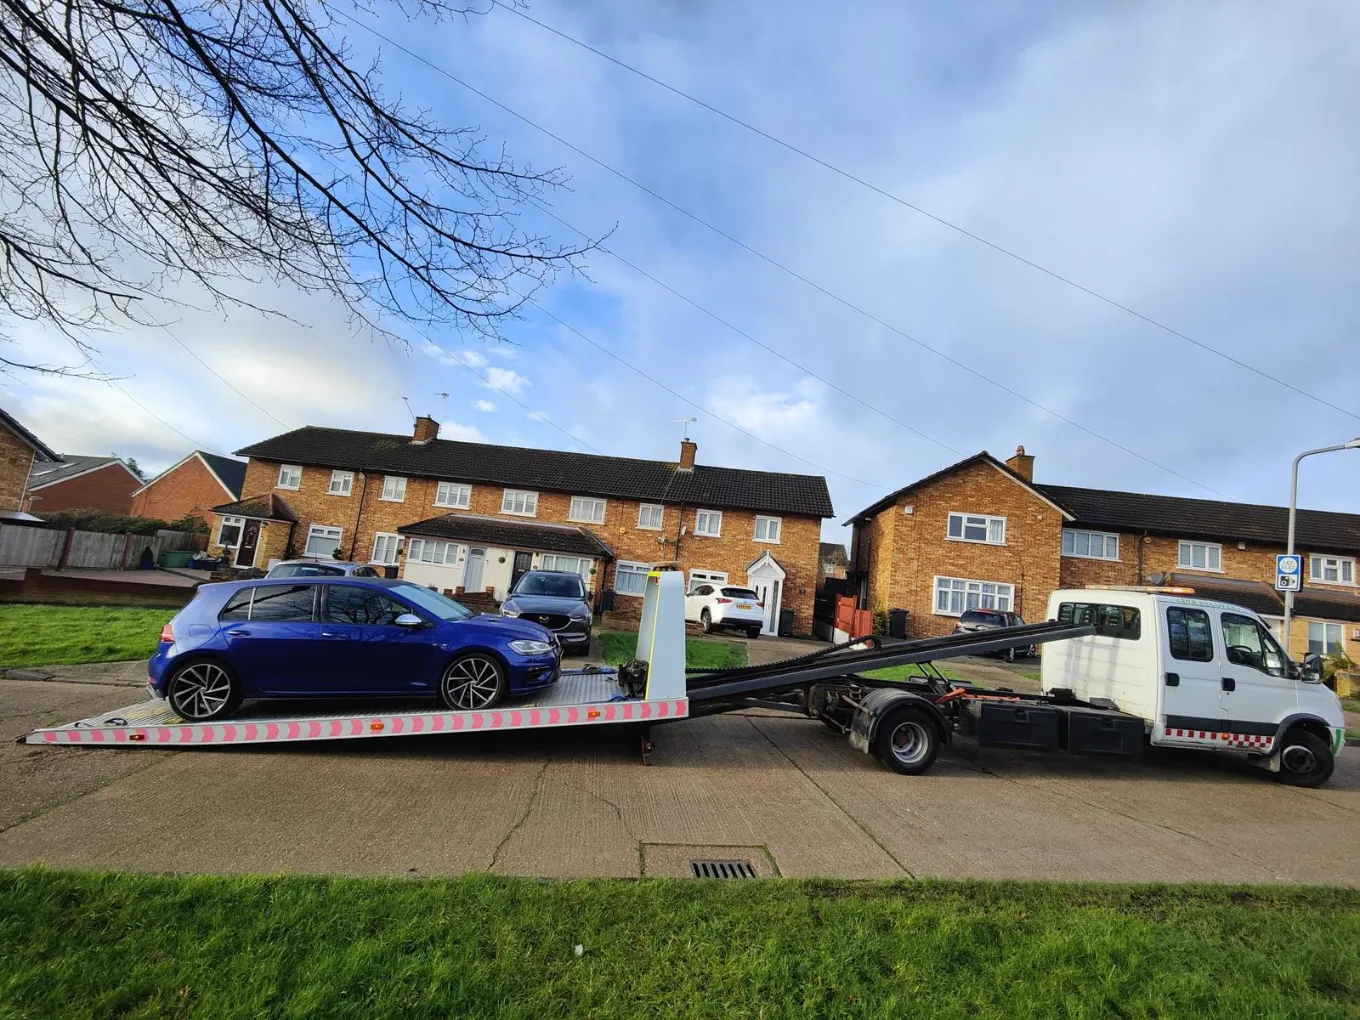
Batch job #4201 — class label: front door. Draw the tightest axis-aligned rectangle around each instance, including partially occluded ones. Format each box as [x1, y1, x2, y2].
[462, 548, 486, 593]
[317, 584, 441, 695]
[235, 520, 261, 568]
[1159, 604, 1228, 743]
[750, 577, 781, 635]
[511, 551, 533, 590]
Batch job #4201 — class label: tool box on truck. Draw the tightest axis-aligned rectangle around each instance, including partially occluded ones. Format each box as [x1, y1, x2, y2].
[1062, 707, 1144, 759]
[974, 702, 1061, 751]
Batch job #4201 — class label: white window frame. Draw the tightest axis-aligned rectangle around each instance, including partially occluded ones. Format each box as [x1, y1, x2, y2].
[327, 470, 354, 497]
[1309, 554, 1356, 586]
[946, 512, 1006, 545]
[1061, 529, 1119, 561]
[754, 516, 782, 544]
[568, 496, 607, 524]
[933, 575, 1015, 617]
[1177, 540, 1222, 572]
[217, 515, 244, 549]
[694, 509, 722, 537]
[379, 476, 407, 503]
[1308, 620, 1344, 656]
[304, 524, 343, 558]
[637, 503, 664, 531]
[615, 561, 651, 597]
[500, 488, 539, 517]
[371, 532, 402, 566]
[688, 568, 728, 592]
[540, 553, 590, 579]
[434, 482, 472, 509]
[276, 464, 302, 490]
[406, 538, 459, 565]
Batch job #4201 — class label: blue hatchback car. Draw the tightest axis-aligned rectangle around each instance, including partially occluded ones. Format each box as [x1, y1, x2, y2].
[149, 577, 560, 721]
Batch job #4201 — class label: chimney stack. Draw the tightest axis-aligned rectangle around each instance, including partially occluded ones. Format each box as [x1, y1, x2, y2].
[1005, 444, 1034, 482]
[412, 415, 440, 444]
[678, 439, 697, 471]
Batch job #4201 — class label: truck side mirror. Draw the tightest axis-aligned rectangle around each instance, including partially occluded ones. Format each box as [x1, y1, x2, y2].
[1300, 652, 1323, 684]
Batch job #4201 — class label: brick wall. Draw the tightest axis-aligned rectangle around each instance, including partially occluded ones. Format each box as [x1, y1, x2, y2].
[225, 458, 824, 634]
[0, 427, 35, 512]
[25, 463, 139, 515]
[130, 456, 232, 522]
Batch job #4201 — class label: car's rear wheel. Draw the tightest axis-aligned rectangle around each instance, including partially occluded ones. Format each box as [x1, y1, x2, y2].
[747, 626, 761, 639]
[167, 659, 242, 722]
[700, 609, 713, 634]
[440, 653, 508, 711]
[1274, 728, 1334, 788]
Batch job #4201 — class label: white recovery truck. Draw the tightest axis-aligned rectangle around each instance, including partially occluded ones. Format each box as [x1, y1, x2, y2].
[22, 576, 1345, 786]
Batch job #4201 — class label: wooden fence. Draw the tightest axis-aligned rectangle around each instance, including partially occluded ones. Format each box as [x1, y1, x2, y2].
[0, 526, 62, 568]
[0, 524, 206, 570]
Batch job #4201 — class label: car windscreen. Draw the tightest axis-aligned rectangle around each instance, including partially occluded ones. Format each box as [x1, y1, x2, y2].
[392, 582, 474, 621]
[960, 610, 1002, 623]
[270, 563, 343, 577]
[721, 588, 759, 599]
[514, 573, 585, 598]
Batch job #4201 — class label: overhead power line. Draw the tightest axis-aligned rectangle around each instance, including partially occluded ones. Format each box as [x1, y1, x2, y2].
[157, 324, 289, 428]
[109, 380, 214, 449]
[339, 11, 1225, 498]
[491, 0, 1359, 425]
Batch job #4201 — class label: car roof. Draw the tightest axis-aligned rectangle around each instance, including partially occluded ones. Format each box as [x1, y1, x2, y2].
[521, 569, 581, 576]
[213, 575, 411, 591]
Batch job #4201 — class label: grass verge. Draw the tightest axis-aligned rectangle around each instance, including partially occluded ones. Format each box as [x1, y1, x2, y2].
[598, 630, 747, 669]
[1, 869, 1357, 1019]
[0, 604, 174, 668]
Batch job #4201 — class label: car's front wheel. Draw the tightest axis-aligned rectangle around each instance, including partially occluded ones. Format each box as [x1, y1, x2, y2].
[440, 653, 508, 711]
[167, 659, 242, 722]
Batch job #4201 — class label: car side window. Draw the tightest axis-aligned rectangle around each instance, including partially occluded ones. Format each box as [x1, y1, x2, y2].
[220, 589, 253, 621]
[1167, 607, 1213, 662]
[248, 585, 317, 622]
[324, 585, 407, 625]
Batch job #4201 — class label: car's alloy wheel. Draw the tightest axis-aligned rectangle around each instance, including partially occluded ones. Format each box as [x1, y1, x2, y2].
[168, 661, 240, 721]
[440, 654, 507, 711]
[700, 610, 713, 634]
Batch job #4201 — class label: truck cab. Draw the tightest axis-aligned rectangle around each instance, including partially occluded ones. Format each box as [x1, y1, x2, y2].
[1042, 587, 1344, 784]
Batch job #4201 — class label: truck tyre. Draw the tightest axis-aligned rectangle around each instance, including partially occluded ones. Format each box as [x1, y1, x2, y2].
[166, 658, 243, 722]
[872, 705, 941, 776]
[1274, 728, 1334, 788]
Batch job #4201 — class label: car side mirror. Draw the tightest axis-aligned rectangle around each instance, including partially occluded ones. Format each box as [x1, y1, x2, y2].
[394, 613, 423, 628]
[1300, 652, 1323, 684]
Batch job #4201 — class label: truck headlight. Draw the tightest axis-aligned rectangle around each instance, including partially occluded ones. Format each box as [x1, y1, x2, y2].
[509, 639, 553, 655]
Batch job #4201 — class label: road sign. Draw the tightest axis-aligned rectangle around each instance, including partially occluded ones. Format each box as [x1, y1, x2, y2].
[1275, 554, 1301, 592]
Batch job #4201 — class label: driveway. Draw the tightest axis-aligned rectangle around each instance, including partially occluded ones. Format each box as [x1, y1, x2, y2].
[1, 665, 1357, 883]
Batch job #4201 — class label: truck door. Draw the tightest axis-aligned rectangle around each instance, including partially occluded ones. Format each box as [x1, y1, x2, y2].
[1158, 605, 1228, 744]
[1218, 611, 1296, 745]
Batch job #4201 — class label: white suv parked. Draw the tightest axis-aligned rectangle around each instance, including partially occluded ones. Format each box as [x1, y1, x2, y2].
[685, 584, 765, 638]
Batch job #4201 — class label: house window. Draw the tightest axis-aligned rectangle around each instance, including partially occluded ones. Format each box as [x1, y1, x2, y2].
[217, 516, 244, 548]
[615, 561, 651, 597]
[328, 470, 354, 496]
[434, 482, 471, 509]
[304, 525, 343, 558]
[637, 504, 664, 530]
[1308, 621, 1344, 656]
[541, 554, 589, 578]
[276, 465, 302, 490]
[1309, 555, 1355, 585]
[754, 516, 782, 543]
[568, 496, 606, 524]
[406, 538, 458, 564]
[371, 533, 402, 565]
[946, 512, 1005, 545]
[694, 509, 722, 537]
[934, 575, 1014, 616]
[1062, 529, 1119, 560]
[1178, 541, 1222, 571]
[501, 489, 538, 516]
[380, 476, 407, 502]
[688, 568, 728, 592]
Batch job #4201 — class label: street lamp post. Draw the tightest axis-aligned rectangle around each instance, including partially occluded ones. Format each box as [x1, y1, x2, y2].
[1282, 438, 1360, 650]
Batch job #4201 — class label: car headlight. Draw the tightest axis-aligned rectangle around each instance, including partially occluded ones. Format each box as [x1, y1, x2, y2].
[501, 604, 521, 617]
[509, 639, 553, 655]
[569, 605, 590, 621]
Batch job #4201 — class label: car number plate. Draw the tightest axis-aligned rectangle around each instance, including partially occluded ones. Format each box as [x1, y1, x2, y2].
[738, 603, 752, 610]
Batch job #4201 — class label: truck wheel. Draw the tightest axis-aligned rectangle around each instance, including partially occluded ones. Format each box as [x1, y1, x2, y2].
[1274, 728, 1334, 788]
[872, 706, 941, 776]
[700, 610, 713, 634]
[167, 658, 242, 721]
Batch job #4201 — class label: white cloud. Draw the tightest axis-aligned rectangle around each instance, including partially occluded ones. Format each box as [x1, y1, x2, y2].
[440, 421, 488, 443]
[473, 399, 497, 412]
[484, 366, 530, 395]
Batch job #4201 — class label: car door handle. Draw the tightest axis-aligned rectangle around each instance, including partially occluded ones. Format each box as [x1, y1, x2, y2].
[1221, 677, 1236, 692]
[1164, 672, 1180, 687]
[227, 628, 251, 637]
[319, 630, 349, 639]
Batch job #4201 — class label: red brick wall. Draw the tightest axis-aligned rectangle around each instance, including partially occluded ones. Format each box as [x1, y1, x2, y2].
[25, 462, 139, 515]
[130, 456, 233, 522]
[0, 426, 36, 512]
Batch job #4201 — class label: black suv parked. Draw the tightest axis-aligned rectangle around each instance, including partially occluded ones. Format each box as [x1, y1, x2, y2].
[500, 570, 593, 654]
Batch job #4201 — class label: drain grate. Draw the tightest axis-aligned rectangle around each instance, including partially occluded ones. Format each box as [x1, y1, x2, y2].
[690, 859, 757, 880]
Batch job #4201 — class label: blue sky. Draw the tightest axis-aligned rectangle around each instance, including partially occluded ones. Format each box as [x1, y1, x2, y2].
[5, 0, 1360, 539]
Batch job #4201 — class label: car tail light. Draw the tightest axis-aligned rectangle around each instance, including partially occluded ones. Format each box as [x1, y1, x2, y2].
[716, 597, 732, 604]
[756, 602, 764, 609]
[159, 623, 175, 644]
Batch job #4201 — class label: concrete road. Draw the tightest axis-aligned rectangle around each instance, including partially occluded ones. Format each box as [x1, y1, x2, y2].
[2, 672, 1357, 883]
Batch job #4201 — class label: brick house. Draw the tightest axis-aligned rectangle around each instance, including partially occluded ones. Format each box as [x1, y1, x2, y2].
[848, 445, 1360, 661]
[0, 407, 59, 515]
[23, 455, 142, 515]
[130, 451, 246, 522]
[210, 418, 834, 635]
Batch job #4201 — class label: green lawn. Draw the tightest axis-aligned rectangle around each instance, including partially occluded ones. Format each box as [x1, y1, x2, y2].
[598, 630, 747, 670]
[0, 870, 1356, 1019]
[861, 663, 963, 683]
[0, 604, 175, 669]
